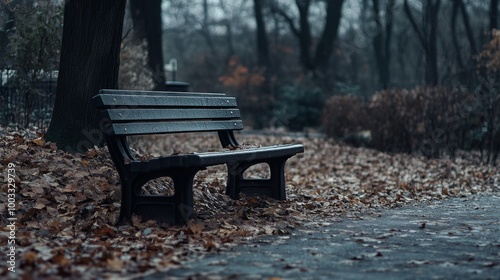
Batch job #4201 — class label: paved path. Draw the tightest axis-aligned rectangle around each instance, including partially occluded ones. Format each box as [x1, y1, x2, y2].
[147, 195, 500, 280]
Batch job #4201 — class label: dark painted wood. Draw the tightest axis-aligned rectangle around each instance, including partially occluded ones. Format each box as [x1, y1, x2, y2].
[93, 90, 304, 226]
[103, 108, 241, 122]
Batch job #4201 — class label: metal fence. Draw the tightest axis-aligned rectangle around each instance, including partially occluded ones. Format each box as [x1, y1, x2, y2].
[0, 70, 56, 128]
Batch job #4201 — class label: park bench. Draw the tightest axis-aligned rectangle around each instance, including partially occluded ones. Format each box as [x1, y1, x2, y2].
[92, 89, 304, 225]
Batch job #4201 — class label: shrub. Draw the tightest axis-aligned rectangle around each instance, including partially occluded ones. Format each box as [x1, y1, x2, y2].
[5, 0, 63, 127]
[8, 1, 62, 82]
[321, 86, 480, 158]
[273, 84, 325, 131]
[367, 87, 472, 157]
[322, 95, 369, 138]
[474, 29, 500, 165]
[367, 89, 413, 154]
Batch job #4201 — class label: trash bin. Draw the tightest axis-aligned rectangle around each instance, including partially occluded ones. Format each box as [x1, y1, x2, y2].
[164, 81, 189, 92]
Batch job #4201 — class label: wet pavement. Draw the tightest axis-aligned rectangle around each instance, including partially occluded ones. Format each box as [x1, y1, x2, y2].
[145, 195, 500, 280]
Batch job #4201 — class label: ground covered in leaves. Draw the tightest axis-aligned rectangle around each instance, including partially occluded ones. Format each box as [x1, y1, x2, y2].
[1, 127, 499, 279]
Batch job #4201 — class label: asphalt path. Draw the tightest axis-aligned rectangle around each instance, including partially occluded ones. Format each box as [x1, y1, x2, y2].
[145, 195, 500, 280]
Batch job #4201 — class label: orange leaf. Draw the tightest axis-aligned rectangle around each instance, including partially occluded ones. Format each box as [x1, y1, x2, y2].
[107, 258, 124, 271]
[32, 138, 45, 147]
[23, 251, 38, 265]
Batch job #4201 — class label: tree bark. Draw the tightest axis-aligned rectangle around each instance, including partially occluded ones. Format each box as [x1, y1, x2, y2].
[457, 0, 477, 55]
[45, 0, 126, 153]
[426, 0, 440, 86]
[254, 0, 270, 69]
[372, 0, 394, 89]
[0, 5, 14, 67]
[404, 0, 440, 86]
[313, 0, 345, 72]
[451, 1, 464, 70]
[199, 0, 219, 61]
[491, 0, 499, 31]
[296, 0, 313, 72]
[272, 0, 344, 76]
[129, 0, 165, 89]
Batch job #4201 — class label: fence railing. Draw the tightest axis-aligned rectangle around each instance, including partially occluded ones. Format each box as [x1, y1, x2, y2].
[0, 70, 56, 128]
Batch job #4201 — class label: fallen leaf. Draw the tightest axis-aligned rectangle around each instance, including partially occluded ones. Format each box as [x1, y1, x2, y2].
[32, 137, 45, 147]
[107, 257, 124, 271]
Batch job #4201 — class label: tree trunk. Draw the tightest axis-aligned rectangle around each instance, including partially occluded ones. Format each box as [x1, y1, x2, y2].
[45, 0, 126, 153]
[491, 0, 499, 31]
[372, 0, 394, 90]
[313, 0, 344, 73]
[426, 0, 440, 86]
[296, 0, 313, 72]
[404, 0, 440, 86]
[254, 0, 270, 69]
[457, 0, 477, 55]
[129, 0, 165, 89]
[0, 5, 14, 67]
[199, 0, 219, 61]
[451, 1, 464, 70]
[272, 0, 344, 76]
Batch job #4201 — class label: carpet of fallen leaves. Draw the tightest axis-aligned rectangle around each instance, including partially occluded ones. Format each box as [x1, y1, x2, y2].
[0, 126, 499, 279]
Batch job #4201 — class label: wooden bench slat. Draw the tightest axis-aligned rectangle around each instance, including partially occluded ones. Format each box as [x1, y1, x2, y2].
[109, 120, 244, 135]
[103, 108, 241, 122]
[94, 94, 237, 108]
[197, 144, 305, 166]
[99, 89, 226, 97]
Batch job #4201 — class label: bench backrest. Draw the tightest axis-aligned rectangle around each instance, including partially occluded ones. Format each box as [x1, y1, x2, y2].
[93, 89, 243, 136]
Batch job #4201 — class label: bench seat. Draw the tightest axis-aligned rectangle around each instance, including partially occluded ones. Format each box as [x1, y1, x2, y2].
[129, 144, 304, 171]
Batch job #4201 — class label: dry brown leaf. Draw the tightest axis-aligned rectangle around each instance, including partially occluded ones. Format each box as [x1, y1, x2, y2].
[107, 257, 124, 271]
[61, 185, 78, 193]
[23, 251, 38, 266]
[32, 137, 45, 147]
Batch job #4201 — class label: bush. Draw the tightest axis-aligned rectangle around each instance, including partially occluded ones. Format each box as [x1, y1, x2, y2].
[474, 29, 500, 164]
[368, 87, 474, 156]
[273, 84, 325, 131]
[367, 89, 413, 154]
[4, 0, 63, 127]
[8, 0, 62, 82]
[322, 95, 369, 138]
[321, 86, 480, 158]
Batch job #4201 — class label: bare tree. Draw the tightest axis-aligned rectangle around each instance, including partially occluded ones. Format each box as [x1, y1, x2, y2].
[314, 0, 345, 73]
[450, 0, 477, 84]
[0, 3, 15, 67]
[271, 0, 345, 77]
[372, 0, 395, 89]
[254, 0, 270, 69]
[404, 0, 441, 86]
[199, 0, 220, 61]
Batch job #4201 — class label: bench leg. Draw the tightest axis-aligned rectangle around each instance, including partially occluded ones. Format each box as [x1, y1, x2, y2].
[226, 156, 289, 200]
[117, 176, 134, 226]
[117, 169, 200, 226]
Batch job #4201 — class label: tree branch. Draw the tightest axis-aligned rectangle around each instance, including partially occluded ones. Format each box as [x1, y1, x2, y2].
[269, 4, 300, 38]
